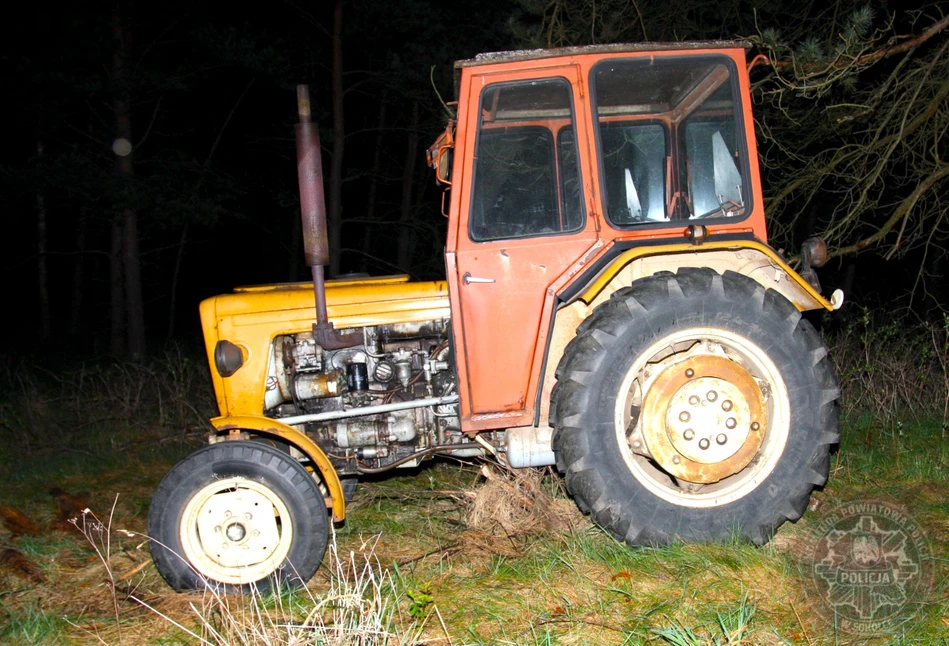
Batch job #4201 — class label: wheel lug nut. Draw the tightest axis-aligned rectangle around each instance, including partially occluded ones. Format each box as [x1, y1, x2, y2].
[698, 438, 710, 450]
[679, 411, 691, 422]
[683, 428, 695, 440]
[707, 391, 718, 402]
[224, 511, 232, 518]
[725, 417, 737, 430]
[716, 434, 727, 445]
[245, 513, 252, 520]
[689, 395, 700, 405]
[685, 368, 695, 378]
[214, 525, 222, 533]
[672, 456, 681, 464]
[751, 422, 760, 431]
[722, 400, 733, 411]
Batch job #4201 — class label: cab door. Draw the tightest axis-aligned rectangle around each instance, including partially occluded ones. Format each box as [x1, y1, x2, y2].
[448, 66, 599, 430]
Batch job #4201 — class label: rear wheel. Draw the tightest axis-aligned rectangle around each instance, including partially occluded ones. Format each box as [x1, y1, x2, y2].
[148, 441, 328, 592]
[552, 268, 839, 545]
[341, 476, 359, 502]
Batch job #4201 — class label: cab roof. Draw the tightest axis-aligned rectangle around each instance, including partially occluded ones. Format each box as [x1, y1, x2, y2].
[454, 41, 752, 69]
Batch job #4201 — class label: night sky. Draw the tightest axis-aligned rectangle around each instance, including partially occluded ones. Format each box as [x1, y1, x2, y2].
[2, 1, 945, 356]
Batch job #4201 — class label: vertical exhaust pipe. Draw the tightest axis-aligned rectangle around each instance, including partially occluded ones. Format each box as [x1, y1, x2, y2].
[295, 85, 359, 349]
[295, 85, 330, 325]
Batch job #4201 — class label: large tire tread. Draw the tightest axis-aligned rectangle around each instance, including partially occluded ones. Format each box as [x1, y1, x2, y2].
[552, 267, 839, 546]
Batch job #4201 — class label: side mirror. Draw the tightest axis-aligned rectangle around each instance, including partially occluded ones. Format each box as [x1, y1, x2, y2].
[435, 146, 453, 185]
[427, 122, 455, 186]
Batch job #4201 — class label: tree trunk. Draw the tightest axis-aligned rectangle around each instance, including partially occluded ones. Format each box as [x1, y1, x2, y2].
[112, 5, 145, 356]
[35, 139, 51, 342]
[110, 219, 126, 357]
[360, 98, 387, 272]
[122, 205, 144, 355]
[397, 101, 420, 272]
[166, 224, 188, 341]
[328, 0, 345, 277]
[70, 211, 88, 340]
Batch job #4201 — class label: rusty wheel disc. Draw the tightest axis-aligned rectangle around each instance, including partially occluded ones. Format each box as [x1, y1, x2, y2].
[616, 327, 790, 508]
[640, 355, 766, 484]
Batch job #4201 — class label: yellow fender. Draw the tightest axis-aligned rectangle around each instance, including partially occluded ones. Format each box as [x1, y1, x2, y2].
[533, 240, 843, 429]
[579, 240, 842, 312]
[210, 415, 346, 521]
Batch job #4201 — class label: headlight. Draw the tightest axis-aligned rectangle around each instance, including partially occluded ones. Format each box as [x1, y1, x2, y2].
[214, 340, 244, 377]
[801, 237, 829, 268]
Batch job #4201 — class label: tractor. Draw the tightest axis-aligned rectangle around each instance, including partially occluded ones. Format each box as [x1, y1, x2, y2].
[148, 41, 841, 591]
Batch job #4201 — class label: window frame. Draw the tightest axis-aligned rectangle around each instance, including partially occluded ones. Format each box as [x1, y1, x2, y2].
[467, 77, 587, 244]
[555, 124, 587, 234]
[589, 54, 754, 230]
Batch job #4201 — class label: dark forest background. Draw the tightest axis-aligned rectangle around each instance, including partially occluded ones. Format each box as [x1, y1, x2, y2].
[3, 0, 947, 357]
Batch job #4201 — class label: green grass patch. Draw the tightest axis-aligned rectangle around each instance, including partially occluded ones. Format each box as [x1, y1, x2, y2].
[0, 599, 69, 645]
[1, 349, 947, 643]
[2, 420, 947, 644]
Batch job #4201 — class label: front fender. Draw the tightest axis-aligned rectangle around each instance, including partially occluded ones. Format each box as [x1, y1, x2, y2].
[210, 415, 345, 521]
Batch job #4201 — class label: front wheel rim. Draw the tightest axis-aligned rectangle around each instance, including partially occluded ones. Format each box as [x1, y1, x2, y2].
[180, 477, 294, 585]
[615, 327, 790, 508]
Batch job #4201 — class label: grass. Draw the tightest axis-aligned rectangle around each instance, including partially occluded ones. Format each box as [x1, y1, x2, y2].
[1, 428, 947, 644]
[0, 320, 947, 644]
[329, 424, 948, 645]
[0, 599, 70, 645]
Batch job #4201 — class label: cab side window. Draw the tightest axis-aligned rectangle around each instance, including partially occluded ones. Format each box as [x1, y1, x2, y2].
[469, 79, 585, 242]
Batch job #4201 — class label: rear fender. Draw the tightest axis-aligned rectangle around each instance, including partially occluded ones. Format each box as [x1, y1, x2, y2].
[537, 242, 842, 427]
[578, 241, 840, 312]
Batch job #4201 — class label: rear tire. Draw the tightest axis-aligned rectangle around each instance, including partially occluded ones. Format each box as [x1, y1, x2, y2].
[552, 268, 838, 545]
[148, 441, 328, 592]
[341, 476, 358, 502]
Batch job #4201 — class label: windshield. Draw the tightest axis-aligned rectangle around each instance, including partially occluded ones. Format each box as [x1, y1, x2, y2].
[592, 55, 748, 226]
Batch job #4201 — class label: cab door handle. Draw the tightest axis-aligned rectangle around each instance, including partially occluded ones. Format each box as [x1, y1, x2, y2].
[463, 272, 495, 285]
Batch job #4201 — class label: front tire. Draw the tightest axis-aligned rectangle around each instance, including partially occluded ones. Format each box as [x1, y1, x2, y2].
[148, 441, 329, 592]
[552, 268, 839, 545]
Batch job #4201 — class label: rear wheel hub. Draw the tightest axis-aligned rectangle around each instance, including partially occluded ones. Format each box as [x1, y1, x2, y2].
[639, 354, 767, 484]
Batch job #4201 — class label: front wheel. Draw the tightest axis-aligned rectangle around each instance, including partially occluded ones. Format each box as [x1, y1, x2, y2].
[148, 441, 329, 592]
[552, 268, 839, 545]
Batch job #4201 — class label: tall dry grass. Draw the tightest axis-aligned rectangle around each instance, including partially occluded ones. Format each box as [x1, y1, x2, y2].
[139, 536, 418, 645]
[68, 502, 430, 645]
[824, 309, 949, 425]
[0, 345, 216, 459]
[1, 312, 945, 454]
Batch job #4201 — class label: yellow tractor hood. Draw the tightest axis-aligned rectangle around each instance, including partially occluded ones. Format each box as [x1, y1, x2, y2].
[209, 275, 451, 329]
